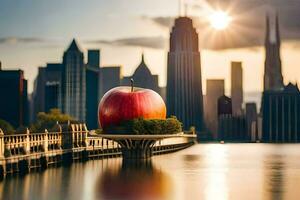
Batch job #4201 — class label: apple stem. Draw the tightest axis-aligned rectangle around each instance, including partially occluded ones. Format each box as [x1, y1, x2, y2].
[130, 78, 134, 92]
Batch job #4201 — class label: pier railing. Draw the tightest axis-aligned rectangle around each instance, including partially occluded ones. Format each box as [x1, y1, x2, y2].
[0, 123, 196, 177]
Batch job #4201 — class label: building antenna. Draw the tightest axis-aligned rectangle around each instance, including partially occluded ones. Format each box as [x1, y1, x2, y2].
[179, 0, 182, 16]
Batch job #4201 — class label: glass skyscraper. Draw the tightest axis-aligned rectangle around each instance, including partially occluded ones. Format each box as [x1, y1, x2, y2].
[61, 39, 86, 121]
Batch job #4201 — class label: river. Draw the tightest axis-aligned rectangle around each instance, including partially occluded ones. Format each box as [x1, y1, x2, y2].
[1, 144, 300, 200]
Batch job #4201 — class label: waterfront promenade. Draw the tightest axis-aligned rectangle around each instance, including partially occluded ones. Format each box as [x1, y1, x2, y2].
[0, 122, 196, 178]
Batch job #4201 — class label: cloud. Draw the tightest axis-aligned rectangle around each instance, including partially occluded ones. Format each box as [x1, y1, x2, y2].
[141, 16, 174, 29]
[85, 36, 167, 49]
[0, 36, 167, 50]
[289, 40, 300, 49]
[141, 0, 300, 50]
[0, 37, 49, 45]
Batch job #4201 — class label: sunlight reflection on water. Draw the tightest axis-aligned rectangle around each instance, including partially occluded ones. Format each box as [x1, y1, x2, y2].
[1, 144, 300, 200]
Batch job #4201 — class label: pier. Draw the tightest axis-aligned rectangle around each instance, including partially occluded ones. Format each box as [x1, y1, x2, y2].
[0, 123, 196, 178]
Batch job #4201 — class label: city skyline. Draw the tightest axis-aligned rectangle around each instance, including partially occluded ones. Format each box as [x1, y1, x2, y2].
[1, 0, 300, 104]
[2, 2, 300, 199]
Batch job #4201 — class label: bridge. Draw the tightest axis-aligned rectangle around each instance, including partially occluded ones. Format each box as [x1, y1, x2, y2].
[0, 122, 196, 178]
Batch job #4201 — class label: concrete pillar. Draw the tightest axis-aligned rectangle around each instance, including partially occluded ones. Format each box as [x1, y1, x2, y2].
[0, 129, 4, 158]
[0, 129, 5, 179]
[60, 123, 74, 165]
[18, 159, 29, 174]
[44, 129, 48, 153]
[40, 156, 48, 169]
[61, 123, 73, 149]
[83, 124, 88, 147]
[81, 150, 89, 162]
[62, 152, 73, 165]
[24, 128, 30, 154]
[120, 140, 156, 160]
[0, 163, 5, 180]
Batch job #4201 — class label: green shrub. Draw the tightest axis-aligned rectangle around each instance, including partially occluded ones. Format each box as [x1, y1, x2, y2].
[106, 116, 182, 135]
[162, 116, 182, 134]
[95, 129, 103, 134]
[30, 109, 75, 132]
[0, 119, 15, 134]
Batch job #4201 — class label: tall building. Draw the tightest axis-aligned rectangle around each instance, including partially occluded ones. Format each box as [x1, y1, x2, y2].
[159, 86, 166, 102]
[262, 83, 300, 142]
[32, 63, 62, 120]
[231, 61, 243, 115]
[121, 54, 160, 94]
[217, 95, 248, 141]
[87, 49, 100, 68]
[218, 115, 247, 141]
[217, 95, 247, 141]
[264, 14, 284, 91]
[44, 63, 62, 113]
[245, 103, 258, 140]
[205, 79, 225, 139]
[33, 67, 46, 118]
[260, 14, 299, 142]
[166, 17, 204, 134]
[218, 95, 232, 116]
[0, 66, 28, 128]
[32, 43, 101, 128]
[61, 39, 86, 121]
[86, 49, 100, 129]
[45, 81, 60, 112]
[99, 66, 121, 100]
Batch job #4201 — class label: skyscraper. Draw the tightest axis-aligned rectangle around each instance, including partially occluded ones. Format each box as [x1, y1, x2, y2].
[87, 50, 100, 68]
[33, 67, 46, 118]
[33, 63, 63, 120]
[262, 83, 300, 142]
[166, 17, 204, 134]
[45, 81, 60, 112]
[32, 43, 101, 127]
[245, 103, 258, 140]
[264, 14, 284, 91]
[231, 61, 243, 115]
[205, 79, 225, 138]
[218, 115, 247, 141]
[61, 39, 86, 121]
[217, 96, 247, 141]
[260, 14, 300, 142]
[121, 54, 160, 95]
[86, 49, 100, 129]
[0, 67, 28, 128]
[99, 66, 121, 100]
[44, 63, 63, 113]
[218, 95, 232, 116]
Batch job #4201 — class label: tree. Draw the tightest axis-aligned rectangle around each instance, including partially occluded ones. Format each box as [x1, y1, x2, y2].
[0, 119, 15, 134]
[30, 109, 74, 132]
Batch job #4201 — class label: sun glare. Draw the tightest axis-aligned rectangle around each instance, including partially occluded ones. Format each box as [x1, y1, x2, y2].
[209, 11, 232, 30]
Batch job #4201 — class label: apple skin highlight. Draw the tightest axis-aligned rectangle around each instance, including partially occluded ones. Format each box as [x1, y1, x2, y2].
[98, 86, 166, 130]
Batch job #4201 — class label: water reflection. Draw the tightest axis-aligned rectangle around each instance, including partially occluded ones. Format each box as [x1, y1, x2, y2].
[264, 155, 285, 200]
[97, 159, 172, 200]
[0, 168, 62, 200]
[204, 145, 228, 200]
[1, 144, 300, 200]
[0, 161, 103, 200]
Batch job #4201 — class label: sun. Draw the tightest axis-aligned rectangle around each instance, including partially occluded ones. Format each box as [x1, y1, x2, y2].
[209, 11, 232, 30]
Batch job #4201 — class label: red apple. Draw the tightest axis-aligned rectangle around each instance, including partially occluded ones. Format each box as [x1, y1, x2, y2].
[98, 86, 166, 130]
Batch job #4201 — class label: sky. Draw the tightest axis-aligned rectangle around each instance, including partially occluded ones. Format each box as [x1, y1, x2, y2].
[0, 0, 300, 106]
